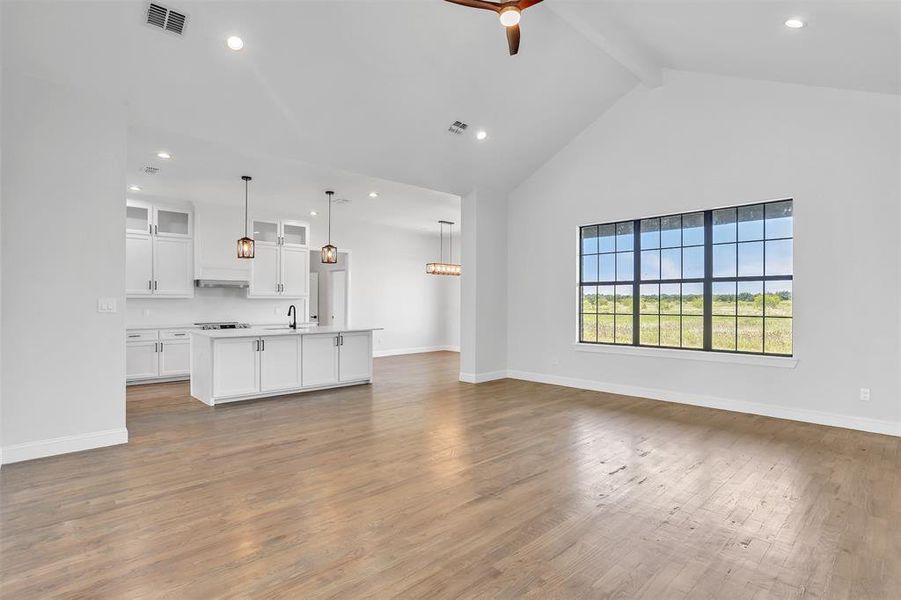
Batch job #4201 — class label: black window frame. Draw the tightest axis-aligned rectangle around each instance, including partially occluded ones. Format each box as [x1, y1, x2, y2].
[579, 199, 793, 357]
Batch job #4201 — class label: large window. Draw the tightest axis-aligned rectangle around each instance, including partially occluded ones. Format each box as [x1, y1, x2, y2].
[580, 199, 793, 356]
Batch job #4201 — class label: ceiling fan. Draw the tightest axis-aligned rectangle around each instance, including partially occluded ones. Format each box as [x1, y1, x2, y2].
[444, 0, 545, 56]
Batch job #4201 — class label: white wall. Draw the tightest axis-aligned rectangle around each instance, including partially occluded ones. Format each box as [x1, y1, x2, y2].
[127, 199, 461, 356]
[507, 71, 901, 434]
[1, 72, 128, 462]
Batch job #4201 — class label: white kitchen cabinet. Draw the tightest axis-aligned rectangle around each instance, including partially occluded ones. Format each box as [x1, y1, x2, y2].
[126, 200, 194, 298]
[339, 332, 372, 382]
[126, 341, 159, 380]
[126, 233, 154, 296]
[127, 329, 195, 383]
[249, 243, 280, 297]
[212, 338, 260, 399]
[153, 237, 193, 296]
[302, 334, 340, 387]
[158, 339, 190, 377]
[281, 246, 310, 297]
[260, 336, 302, 393]
[248, 218, 309, 299]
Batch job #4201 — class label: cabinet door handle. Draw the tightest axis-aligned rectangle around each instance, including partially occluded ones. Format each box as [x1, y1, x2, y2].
[154, 224, 158, 235]
[255, 340, 259, 352]
[160, 342, 164, 352]
[154, 280, 158, 291]
[154, 342, 158, 353]
[261, 339, 265, 352]
[148, 280, 152, 290]
[335, 336, 339, 347]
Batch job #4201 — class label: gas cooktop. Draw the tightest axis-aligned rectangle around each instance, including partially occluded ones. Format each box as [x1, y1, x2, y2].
[194, 322, 251, 330]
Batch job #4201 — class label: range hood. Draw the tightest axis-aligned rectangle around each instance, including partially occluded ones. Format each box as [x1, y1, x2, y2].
[194, 266, 249, 289]
[195, 279, 248, 289]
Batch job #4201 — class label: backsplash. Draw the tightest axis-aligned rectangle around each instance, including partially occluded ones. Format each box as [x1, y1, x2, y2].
[126, 287, 308, 328]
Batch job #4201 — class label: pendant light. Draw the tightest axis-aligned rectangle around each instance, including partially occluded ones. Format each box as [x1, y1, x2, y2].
[237, 175, 254, 259]
[426, 220, 461, 276]
[321, 190, 338, 264]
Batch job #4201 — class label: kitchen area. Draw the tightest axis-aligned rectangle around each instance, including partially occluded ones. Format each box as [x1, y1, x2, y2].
[124, 179, 382, 405]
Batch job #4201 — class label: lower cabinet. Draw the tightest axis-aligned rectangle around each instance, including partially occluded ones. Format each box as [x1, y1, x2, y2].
[126, 329, 192, 383]
[302, 332, 373, 387]
[212, 335, 302, 400]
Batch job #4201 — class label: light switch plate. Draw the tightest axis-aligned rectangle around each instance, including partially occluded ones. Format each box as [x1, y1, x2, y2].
[97, 298, 117, 313]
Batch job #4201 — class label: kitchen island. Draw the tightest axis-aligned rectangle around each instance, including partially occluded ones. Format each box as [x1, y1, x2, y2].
[190, 326, 381, 405]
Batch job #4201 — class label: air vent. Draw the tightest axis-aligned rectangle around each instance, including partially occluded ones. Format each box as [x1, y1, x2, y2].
[146, 3, 187, 35]
[448, 121, 468, 135]
[143, 165, 160, 175]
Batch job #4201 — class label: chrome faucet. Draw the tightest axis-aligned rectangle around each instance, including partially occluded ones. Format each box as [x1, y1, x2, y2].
[287, 305, 297, 330]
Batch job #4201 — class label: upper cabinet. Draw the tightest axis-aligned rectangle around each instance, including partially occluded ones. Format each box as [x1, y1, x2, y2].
[126, 200, 194, 298]
[248, 218, 309, 299]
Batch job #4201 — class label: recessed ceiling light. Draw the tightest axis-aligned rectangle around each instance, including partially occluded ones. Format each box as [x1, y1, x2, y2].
[784, 18, 805, 29]
[227, 36, 244, 51]
[476, 130, 488, 141]
[156, 151, 171, 159]
[310, 210, 318, 216]
[369, 192, 379, 198]
[129, 185, 142, 192]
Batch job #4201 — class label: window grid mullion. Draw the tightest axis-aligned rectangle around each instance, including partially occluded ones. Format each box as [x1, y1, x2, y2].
[703, 210, 713, 351]
[633, 219, 640, 346]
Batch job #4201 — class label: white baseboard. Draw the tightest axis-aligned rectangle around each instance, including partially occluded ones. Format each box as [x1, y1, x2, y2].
[459, 370, 508, 384]
[374, 345, 460, 358]
[2, 428, 129, 464]
[506, 370, 901, 437]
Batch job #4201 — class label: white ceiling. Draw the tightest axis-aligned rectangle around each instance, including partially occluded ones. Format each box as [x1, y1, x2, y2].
[565, 1, 900, 95]
[1, 0, 638, 195]
[127, 124, 460, 233]
[2, 0, 897, 203]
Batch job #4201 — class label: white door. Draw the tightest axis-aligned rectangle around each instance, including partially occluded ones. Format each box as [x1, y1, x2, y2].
[153, 206, 192, 238]
[249, 244, 280, 297]
[154, 237, 194, 297]
[302, 334, 339, 387]
[126, 234, 154, 297]
[126, 200, 153, 235]
[159, 340, 190, 377]
[126, 341, 159, 380]
[212, 338, 260, 399]
[330, 270, 347, 328]
[339, 332, 372, 382]
[281, 247, 309, 297]
[260, 336, 302, 392]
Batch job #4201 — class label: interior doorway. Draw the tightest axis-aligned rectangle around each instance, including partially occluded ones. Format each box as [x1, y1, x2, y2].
[309, 249, 351, 327]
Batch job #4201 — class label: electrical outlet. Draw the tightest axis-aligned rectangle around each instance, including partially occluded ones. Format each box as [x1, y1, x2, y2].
[859, 388, 871, 402]
[97, 298, 117, 313]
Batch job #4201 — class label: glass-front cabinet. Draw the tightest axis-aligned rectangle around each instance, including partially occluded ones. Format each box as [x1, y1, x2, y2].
[248, 218, 310, 300]
[126, 199, 194, 298]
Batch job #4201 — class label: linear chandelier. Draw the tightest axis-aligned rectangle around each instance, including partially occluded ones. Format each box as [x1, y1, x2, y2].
[426, 220, 461, 276]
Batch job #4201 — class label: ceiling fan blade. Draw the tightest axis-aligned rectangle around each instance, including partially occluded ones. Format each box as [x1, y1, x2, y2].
[443, 0, 502, 12]
[506, 24, 520, 55]
[517, 0, 544, 9]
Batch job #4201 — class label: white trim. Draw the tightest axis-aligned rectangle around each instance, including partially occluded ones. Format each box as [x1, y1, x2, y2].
[374, 345, 460, 358]
[506, 370, 901, 438]
[459, 370, 507, 384]
[573, 343, 798, 368]
[2, 428, 129, 464]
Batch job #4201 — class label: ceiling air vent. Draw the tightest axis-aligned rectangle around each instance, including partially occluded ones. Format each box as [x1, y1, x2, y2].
[146, 3, 187, 35]
[448, 121, 468, 135]
[143, 165, 160, 175]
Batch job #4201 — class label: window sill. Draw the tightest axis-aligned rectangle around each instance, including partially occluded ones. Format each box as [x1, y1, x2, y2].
[573, 343, 798, 368]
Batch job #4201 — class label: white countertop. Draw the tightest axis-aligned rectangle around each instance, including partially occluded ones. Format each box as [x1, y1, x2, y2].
[191, 325, 382, 339]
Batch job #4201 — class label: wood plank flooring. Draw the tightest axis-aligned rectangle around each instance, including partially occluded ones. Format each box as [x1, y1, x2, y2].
[1, 351, 899, 598]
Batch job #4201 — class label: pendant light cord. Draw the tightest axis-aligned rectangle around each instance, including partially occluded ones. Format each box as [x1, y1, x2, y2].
[243, 178, 249, 237]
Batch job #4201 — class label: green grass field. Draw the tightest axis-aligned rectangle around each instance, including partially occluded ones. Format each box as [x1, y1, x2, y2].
[581, 290, 792, 354]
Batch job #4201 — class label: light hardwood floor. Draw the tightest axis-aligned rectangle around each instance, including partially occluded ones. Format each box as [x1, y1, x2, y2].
[1, 352, 899, 599]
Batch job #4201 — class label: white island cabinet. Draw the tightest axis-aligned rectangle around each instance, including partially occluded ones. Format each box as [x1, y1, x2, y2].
[190, 327, 379, 405]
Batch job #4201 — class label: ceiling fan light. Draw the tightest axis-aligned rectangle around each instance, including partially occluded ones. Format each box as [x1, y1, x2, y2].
[499, 7, 520, 27]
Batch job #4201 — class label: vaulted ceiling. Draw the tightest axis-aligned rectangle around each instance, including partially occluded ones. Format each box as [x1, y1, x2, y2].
[3, 1, 898, 198]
